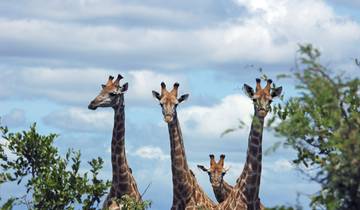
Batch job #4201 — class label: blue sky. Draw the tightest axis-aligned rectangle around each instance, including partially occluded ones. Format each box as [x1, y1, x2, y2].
[0, 0, 360, 209]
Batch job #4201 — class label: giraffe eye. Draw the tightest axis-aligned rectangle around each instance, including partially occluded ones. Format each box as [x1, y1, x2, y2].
[109, 92, 117, 97]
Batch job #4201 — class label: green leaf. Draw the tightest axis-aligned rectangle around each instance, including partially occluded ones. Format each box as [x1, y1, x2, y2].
[1, 198, 17, 210]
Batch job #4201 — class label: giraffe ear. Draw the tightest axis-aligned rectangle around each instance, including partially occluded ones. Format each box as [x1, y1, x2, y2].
[101, 84, 106, 89]
[197, 165, 209, 172]
[120, 82, 128, 92]
[271, 86, 282, 98]
[178, 94, 189, 103]
[244, 84, 254, 98]
[152, 91, 161, 100]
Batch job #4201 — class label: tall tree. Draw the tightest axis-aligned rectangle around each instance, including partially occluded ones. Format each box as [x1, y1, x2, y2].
[0, 123, 110, 210]
[269, 44, 360, 210]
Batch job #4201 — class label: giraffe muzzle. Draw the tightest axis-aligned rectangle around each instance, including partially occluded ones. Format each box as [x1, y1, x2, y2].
[258, 109, 267, 117]
[88, 102, 98, 110]
[164, 115, 173, 123]
[211, 182, 221, 188]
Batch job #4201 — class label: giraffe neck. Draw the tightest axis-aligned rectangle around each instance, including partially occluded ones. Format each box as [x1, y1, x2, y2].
[109, 96, 141, 201]
[212, 180, 233, 203]
[218, 113, 264, 209]
[167, 114, 215, 208]
[168, 114, 191, 194]
[238, 113, 264, 209]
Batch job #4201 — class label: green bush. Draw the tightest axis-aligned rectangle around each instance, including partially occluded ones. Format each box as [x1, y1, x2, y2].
[108, 195, 151, 210]
[268, 44, 360, 210]
[0, 123, 111, 209]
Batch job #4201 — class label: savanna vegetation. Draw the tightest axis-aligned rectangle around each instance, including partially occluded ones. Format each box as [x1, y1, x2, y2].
[0, 124, 151, 210]
[266, 44, 360, 210]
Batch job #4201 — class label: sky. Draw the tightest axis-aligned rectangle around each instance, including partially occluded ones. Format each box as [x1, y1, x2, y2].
[0, 0, 360, 209]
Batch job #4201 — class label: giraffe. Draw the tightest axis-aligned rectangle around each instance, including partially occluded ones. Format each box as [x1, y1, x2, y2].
[197, 154, 232, 203]
[152, 82, 216, 210]
[198, 155, 266, 209]
[88, 74, 141, 209]
[218, 78, 282, 210]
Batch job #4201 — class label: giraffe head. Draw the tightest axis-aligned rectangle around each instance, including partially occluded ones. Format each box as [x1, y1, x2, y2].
[152, 82, 189, 123]
[197, 154, 229, 188]
[244, 78, 282, 118]
[88, 74, 128, 110]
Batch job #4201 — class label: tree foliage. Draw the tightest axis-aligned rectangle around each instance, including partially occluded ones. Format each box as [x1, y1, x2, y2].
[269, 44, 360, 210]
[109, 195, 151, 210]
[0, 123, 111, 209]
[266, 206, 298, 210]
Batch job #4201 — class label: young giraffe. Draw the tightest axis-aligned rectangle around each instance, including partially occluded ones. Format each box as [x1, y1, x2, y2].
[88, 75, 141, 209]
[218, 78, 282, 210]
[198, 155, 266, 209]
[152, 82, 216, 210]
[197, 154, 232, 203]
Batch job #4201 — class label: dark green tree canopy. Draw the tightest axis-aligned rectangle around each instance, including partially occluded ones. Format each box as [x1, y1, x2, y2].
[0, 123, 151, 210]
[269, 44, 360, 210]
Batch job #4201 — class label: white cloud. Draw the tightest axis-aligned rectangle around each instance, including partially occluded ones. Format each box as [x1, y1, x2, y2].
[0, 0, 196, 26]
[229, 0, 360, 62]
[132, 146, 169, 160]
[0, 68, 184, 105]
[179, 94, 253, 139]
[328, 0, 360, 8]
[1, 0, 359, 69]
[127, 70, 187, 103]
[43, 107, 113, 132]
[272, 159, 294, 172]
[1, 109, 26, 127]
[0, 68, 108, 104]
[0, 18, 208, 68]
